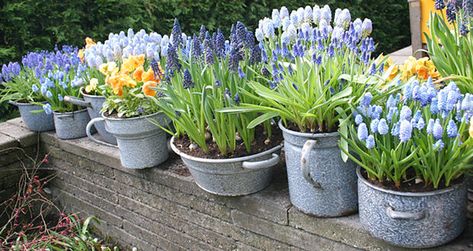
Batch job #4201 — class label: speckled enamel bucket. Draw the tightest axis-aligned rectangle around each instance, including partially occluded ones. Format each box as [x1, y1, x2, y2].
[11, 102, 54, 132]
[171, 136, 282, 196]
[65, 90, 117, 145]
[279, 121, 358, 217]
[358, 168, 467, 248]
[53, 109, 90, 139]
[87, 112, 169, 169]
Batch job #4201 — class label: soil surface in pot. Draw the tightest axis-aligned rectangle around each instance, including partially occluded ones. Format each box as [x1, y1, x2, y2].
[361, 169, 464, 193]
[174, 125, 283, 159]
[286, 122, 338, 134]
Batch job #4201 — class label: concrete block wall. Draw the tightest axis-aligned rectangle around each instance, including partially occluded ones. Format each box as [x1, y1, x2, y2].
[1, 118, 473, 250]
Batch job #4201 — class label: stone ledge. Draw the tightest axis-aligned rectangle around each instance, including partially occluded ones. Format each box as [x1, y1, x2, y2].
[3, 119, 473, 250]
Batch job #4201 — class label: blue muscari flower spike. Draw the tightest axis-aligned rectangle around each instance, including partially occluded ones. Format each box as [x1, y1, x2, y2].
[446, 119, 458, 138]
[42, 103, 52, 115]
[431, 97, 439, 114]
[427, 119, 435, 134]
[370, 119, 379, 134]
[204, 42, 214, 65]
[215, 80, 222, 87]
[400, 106, 412, 120]
[249, 44, 262, 65]
[269, 81, 278, 90]
[192, 35, 202, 59]
[215, 29, 225, 57]
[234, 93, 240, 104]
[358, 123, 368, 141]
[166, 44, 181, 72]
[399, 120, 412, 143]
[46, 90, 53, 98]
[435, 0, 445, 10]
[238, 67, 246, 79]
[434, 139, 445, 151]
[460, 22, 470, 36]
[378, 119, 389, 135]
[172, 18, 182, 48]
[58, 94, 63, 102]
[391, 122, 400, 136]
[387, 107, 398, 122]
[369, 63, 376, 75]
[183, 69, 194, 89]
[199, 25, 207, 41]
[261, 67, 270, 77]
[150, 59, 162, 80]
[446, 1, 456, 23]
[360, 92, 372, 107]
[32, 85, 39, 93]
[224, 88, 232, 99]
[288, 64, 294, 75]
[416, 117, 425, 130]
[366, 135, 375, 149]
[355, 114, 363, 125]
[433, 119, 443, 140]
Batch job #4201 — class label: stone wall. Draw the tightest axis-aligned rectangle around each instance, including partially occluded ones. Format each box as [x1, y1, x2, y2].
[1, 118, 473, 250]
[0, 120, 39, 205]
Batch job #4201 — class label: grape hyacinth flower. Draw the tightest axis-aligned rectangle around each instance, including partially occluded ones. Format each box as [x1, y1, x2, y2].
[446, 1, 456, 23]
[172, 18, 183, 48]
[358, 123, 368, 141]
[435, 0, 445, 10]
[378, 119, 389, 135]
[183, 69, 194, 89]
[433, 139, 445, 151]
[355, 114, 363, 125]
[399, 120, 412, 143]
[370, 119, 379, 134]
[43, 103, 53, 115]
[366, 135, 375, 149]
[446, 119, 458, 137]
[433, 119, 443, 140]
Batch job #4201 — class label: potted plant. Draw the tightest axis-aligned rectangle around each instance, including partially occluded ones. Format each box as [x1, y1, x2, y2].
[0, 54, 56, 132]
[341, 79, 472, 248]
[86, 54, 169, 169]
[37, 47, 91, 140]
[227, 6, 379, 216]
[156, 20, 283, 196]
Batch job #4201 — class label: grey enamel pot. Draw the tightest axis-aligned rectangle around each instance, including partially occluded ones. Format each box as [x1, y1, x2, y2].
[357, 168, 467, 248]
[468, 176, 473, 219]
[53, 109, 90, 139]
[279, 121, 357, 217]
[10, 101, 54, 132]
[64, 90, 117, 145]
[87, 112, 169, 169]
[170, 136, 283, 196]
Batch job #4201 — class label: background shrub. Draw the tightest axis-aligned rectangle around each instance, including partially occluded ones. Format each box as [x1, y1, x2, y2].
[0, 0, 411, 119]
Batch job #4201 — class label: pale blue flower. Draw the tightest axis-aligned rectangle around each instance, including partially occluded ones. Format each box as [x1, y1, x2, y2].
[366, 135, 375, 149]
[427, 119, 435, 134]
[42, 103, 52, 115]
[391, 122, 400, 136]
[446, 119, 458, 138]
[58, 94, 63, 101]
[399, 120, 412, 142]
[355, 114, 363, 125]
[387, 107, 398, 122]
[430, 97, 439, 114]
[400, 106, 412, 120]
[378, 119, 389, 135]
[46, 90, 52, 98]
[32, 85, 39, 93]
[312, 5, 321, 24]
[416, 117, 425, 130]
[361, 18, 372, 37]
[304, 6, 313, 22]
[360, 92, 372, 107]
[433, 139, 445, 151]
[370, 119, 379, 134]
[280, 6, 289, 19]
[433, 119, 443, 140]
[358, 123, 368, 141]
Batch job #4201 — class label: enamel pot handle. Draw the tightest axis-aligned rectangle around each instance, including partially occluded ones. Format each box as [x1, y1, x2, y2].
[86, 118, 117, 148]
[64, 96, 91, 107]
[300, 139, 322, 189]
[386, 206, 426, 221]
[242, 153, 279, 170]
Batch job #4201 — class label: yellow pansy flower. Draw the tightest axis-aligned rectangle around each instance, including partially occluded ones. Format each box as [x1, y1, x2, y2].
[85, 78, 98, 93]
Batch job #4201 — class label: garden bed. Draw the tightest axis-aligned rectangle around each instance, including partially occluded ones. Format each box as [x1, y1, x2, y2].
[1, 117, 471, 250]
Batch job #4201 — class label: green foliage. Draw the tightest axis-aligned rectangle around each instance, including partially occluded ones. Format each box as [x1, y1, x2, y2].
[0, 0, 410, 65]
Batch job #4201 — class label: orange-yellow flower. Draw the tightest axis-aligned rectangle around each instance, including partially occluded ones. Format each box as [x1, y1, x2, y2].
[133, 65, 144, 82]
[142, 68, 156, 82]
[99, 62, 118, 76]
[416, 65, 429, 80]
[85, 37, 96, 49]
[142, 81, 158, 96]
[107, 73, 136, 96]
[121, 54, 145, 74]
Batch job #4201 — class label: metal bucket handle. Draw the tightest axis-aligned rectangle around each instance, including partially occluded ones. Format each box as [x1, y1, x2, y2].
[300, 139, 322, 189]
[64, 96, 91, 107]
[386, 206, 426, 221]
[86, 117, 117, 148]
[242, 153, 279, 170]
